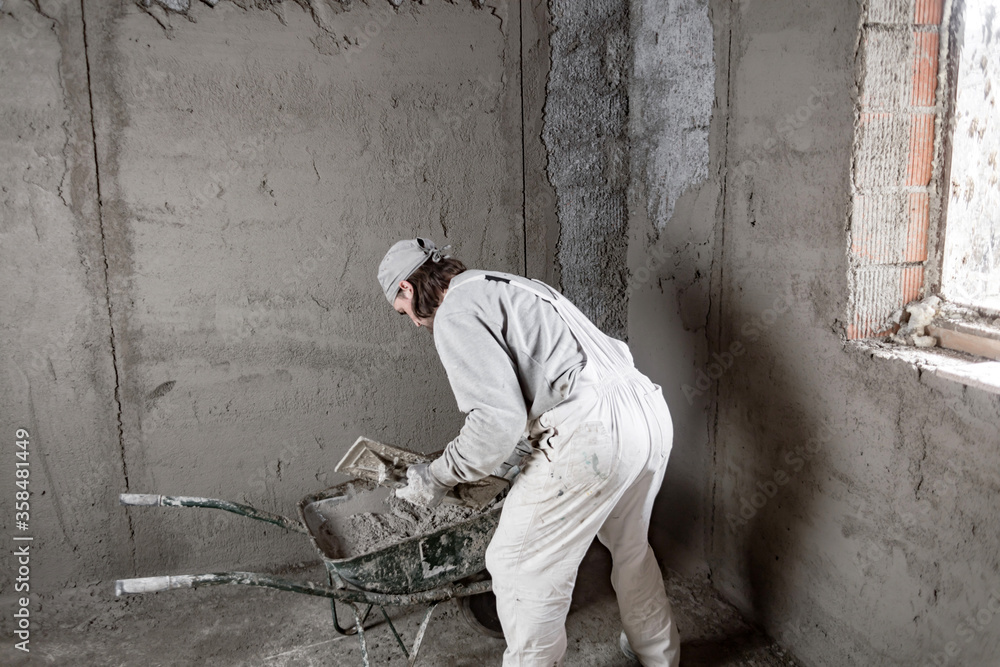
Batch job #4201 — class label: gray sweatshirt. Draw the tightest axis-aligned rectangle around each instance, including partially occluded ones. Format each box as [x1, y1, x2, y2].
[428, 270, 587, 487]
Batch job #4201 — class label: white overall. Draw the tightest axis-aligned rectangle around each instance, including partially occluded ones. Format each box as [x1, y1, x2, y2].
[449, 275, 680, 667]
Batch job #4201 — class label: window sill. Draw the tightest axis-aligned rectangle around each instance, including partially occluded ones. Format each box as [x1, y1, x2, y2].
[848, 339, 1000, 396]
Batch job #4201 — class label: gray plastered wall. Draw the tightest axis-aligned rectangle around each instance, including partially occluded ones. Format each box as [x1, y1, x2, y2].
[706, 1, 1000, 665]
[1, 0, 527, 594]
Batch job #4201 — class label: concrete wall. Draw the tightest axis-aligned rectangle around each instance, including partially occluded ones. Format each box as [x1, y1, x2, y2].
[1, 0, 526, 598]
[7, 0, 1000, 663]
[705, 1, 1000, 665]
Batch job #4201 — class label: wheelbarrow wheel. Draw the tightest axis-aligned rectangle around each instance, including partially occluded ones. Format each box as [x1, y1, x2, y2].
[456, 590, 505, 639]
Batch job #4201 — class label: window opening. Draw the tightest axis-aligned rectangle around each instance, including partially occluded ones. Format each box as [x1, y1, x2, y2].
[939, 0, 1000, 313]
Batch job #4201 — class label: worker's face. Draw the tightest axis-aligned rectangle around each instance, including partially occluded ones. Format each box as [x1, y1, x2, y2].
[394, 281, 436, 332]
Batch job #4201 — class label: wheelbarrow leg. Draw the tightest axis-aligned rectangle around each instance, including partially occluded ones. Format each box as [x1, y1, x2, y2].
[330, 598, 373, 635]
[408, 602, 440, 667]
[374, 601, 440, 666]
[343, 601, 439, 666]
[327, 566, 375, 636]
[379, 605, 410, 657]
[347, 602, 371, 667]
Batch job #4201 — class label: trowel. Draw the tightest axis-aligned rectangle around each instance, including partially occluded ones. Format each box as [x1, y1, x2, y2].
[335, 436, 509, 511]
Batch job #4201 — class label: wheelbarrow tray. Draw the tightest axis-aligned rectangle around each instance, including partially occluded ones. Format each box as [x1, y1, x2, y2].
[298, 480, 501, 595]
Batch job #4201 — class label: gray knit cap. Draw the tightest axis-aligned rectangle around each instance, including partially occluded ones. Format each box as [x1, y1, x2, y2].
[377, 238, 452, 304]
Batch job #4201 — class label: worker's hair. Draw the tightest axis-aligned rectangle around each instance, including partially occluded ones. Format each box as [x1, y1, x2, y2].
[406, 257, 467, 318]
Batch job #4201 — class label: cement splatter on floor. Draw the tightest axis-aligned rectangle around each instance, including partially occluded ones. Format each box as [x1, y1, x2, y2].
[0, 546, 801, 666]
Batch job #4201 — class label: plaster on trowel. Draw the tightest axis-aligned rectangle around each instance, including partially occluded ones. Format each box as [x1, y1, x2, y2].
[335, 436, 509, 511]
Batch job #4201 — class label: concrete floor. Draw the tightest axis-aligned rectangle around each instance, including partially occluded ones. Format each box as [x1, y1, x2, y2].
[1, 546, 800, 667]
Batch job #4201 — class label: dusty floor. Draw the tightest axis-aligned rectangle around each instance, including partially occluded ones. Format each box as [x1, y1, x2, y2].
[1, 545, 800, 667]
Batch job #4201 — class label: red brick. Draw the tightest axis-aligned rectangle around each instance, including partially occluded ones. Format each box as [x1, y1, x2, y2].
[900, 265, 925, 302]
[904, 192, 930, 262]
[911, 31, 939, 107]
[915, 0, 944, 25]
[905, 113, 935, 186]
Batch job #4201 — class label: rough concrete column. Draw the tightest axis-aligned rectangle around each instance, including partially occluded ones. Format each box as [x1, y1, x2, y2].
[542, 0, 718, 574]
[543, 0, 631, 339]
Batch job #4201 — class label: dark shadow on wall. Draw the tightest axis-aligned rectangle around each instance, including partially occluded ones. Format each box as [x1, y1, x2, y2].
[651, 468, 706, 575]
[626, 219, 718, 577]
[709, 296, 829, 638]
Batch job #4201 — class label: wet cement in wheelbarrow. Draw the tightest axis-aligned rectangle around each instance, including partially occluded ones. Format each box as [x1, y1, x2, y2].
[343, 496, 479, 557]
[303, 485, 486, 560]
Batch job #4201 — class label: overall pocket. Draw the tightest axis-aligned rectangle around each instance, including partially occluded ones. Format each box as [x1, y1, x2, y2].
[555, 420, 616, 489]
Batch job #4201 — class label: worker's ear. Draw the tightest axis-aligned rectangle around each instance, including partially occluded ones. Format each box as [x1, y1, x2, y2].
[398, 280, 414, 298]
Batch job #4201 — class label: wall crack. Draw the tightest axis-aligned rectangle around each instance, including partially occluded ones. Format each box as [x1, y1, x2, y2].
[80, 0, 138, 572]
[705, 5, 736, 576]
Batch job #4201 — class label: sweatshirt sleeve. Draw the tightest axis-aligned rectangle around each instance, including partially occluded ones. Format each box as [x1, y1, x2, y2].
[429, 310, 528, 487]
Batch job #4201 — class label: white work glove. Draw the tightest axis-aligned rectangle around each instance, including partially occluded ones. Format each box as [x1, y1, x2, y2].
[490, 437, 534, 478]
[395, 463, 451, 508]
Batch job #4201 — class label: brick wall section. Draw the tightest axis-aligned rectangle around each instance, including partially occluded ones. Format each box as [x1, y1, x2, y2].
[847, 0, 944, 338]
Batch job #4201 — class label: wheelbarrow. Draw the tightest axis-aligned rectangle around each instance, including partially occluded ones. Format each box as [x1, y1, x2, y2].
[115, 479, 506, 666]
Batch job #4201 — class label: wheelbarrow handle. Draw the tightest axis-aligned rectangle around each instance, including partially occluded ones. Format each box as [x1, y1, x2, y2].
[116, 575, 190, 594]
[115, 571, 493, 606]
[119, 493, 309, 535]
[120, 494, 166, 506]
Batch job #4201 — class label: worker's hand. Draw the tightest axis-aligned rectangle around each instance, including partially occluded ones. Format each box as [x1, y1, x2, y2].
[395, 463, 450, 508]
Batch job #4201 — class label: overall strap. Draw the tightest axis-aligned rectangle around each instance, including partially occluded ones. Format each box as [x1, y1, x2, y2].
[448, 273, 557, 303]
[448, 274, 636, 380]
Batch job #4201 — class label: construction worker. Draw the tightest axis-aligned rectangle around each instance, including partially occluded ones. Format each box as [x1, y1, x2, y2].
[377, 237, 680, 667]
